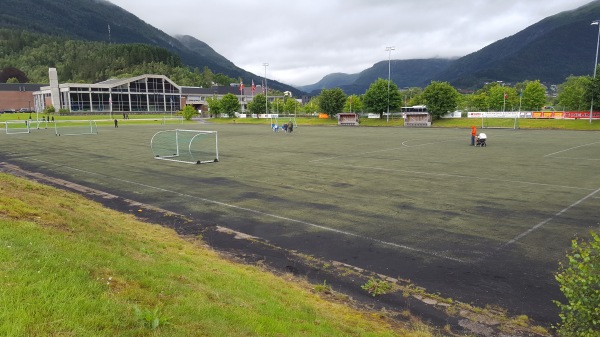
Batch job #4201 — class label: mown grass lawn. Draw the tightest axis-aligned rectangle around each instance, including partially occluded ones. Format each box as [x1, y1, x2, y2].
[3, 111, 600, 130]
[0, 173, 430, 337]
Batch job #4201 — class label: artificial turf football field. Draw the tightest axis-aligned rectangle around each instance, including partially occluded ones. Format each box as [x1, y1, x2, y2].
[1, 121, 599, 323]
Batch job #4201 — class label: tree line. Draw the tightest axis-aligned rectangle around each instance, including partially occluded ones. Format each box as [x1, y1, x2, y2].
[3, 28, 598, 120]
[209, 78, 550, 120]
[209, 71, 598, 120]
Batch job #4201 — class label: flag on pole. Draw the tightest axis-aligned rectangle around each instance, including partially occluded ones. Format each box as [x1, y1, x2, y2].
[251, 79, 256, 93]
[239, 80, 244, 93]
[261, 80, 265, 94]
[504, 93, 508, 99]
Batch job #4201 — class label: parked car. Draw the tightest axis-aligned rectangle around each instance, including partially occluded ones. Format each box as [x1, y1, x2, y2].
[19, 107, 33, 112]
[1, 109, 16, 113]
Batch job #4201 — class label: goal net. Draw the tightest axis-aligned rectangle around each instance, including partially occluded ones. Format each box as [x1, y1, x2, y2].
[31, 119, 49, 130]
[161, 116, 184, 125]
[54, 120, 98, 136]
[480, 112, 519, 129]
[151, 129, 219, 164]
[5, 121, 30, 134]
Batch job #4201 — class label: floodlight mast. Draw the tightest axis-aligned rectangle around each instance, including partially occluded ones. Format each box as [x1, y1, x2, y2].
[263, 63, 269, 116]
[385, 46, 395, 123]
[590, 20, 600, 124]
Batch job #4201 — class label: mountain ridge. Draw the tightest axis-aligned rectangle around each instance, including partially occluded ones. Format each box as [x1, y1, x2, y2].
[2, 0, 600, 95]
[0, 0, 303, 95]
[302, 0, 600, 94]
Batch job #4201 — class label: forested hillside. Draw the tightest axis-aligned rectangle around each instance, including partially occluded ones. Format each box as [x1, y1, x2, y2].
[0, 29, 236, 86]
[0, 0, 304, 95]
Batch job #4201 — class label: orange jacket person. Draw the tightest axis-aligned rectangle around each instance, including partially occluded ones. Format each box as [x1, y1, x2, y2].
[471, 126, 477, 146]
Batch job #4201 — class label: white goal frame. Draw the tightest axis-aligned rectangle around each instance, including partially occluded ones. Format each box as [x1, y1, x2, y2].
[4, 121, 31, 134]
[480, 112, 519, 130]
[54, 120, 98, 136]
[161, 116, 184, 125]
[151, 129, 219, 164]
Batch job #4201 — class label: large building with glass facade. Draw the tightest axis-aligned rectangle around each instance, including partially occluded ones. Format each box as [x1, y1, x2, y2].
[27, 68, 291, 116]
[33, 69, 181, 114]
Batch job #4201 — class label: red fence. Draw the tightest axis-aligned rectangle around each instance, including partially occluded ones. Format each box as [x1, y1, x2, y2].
[562, 111, 600, 119]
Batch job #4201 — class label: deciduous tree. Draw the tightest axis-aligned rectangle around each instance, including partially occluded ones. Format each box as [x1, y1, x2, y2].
[303, 97, 320, 114]
[319, 88, 346, 118]
[422, 81, 460, 119]
[519, 80, 547, 111]
[220, 93, 241, 118]
[363, 78, 402, 118]
[486, 84, 518, 111]
[284, 98, 302, 114]
[247, 94, 269, 116]
[343, 95, 363, 113]
[206, 96, 222, 117]
[557, 76, 590, 111]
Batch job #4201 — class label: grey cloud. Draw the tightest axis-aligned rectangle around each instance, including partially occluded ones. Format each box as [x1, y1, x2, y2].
[109, 0, 592, 86]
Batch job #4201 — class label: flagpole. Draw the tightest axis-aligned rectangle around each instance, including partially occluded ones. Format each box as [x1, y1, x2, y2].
[238, 80, 242, 114]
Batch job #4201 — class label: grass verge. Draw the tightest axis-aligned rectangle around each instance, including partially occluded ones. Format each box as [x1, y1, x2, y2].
[3, 112, 599, 130]
[0, 172, 435, 337]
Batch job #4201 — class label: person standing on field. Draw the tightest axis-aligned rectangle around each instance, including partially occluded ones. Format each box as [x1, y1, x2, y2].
[114, 119, 118, 128]
[471, 125, 477, 146]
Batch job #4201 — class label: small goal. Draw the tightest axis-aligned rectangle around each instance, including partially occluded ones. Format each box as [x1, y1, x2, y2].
[480, 112, 520, 129]
[55, 120, 98, 136]
[151, 129, 219, 164]
[161, 116, 184, 125]
[4, 120, 31, 134]
[31, 119, 49, 130]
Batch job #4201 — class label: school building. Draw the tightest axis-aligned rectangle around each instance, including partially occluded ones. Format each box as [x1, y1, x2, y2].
[1, 68, 280, 115]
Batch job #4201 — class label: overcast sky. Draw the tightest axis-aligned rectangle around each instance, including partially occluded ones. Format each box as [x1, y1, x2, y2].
[108, 0, 592, 86]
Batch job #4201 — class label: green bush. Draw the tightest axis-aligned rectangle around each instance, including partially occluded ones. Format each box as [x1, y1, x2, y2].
[554, 231, 600, 337]
[43, 105, 55, 114]
[181, 105, 197, 120]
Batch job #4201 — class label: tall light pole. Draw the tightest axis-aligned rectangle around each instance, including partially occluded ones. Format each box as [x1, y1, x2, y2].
[385, 46, 395, 123]
[263, 63, 269, 117]
[590, 21, 600, 124]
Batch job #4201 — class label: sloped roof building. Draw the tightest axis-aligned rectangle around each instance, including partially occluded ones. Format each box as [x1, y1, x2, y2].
[33, 69, 181, 114]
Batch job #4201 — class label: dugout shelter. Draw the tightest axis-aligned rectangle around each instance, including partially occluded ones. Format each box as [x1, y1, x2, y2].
[404, 112, 431, 127]
[337, 113, 359, 126]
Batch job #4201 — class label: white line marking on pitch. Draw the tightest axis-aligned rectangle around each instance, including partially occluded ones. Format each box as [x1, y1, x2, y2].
[310, 138, 462, 163]
[544, 142, 600, 157]
[546, 156, 600, 161]
[401, 138, 463, 147]
[326, 163, 595, 191]
[26, 157, 467, 263]
[309, 147, 407, 163]
[475, 186, 600, 263]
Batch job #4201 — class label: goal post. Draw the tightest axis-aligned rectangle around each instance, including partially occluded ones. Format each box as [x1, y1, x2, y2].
[4, 121, 31, 134]
[480, 112, 519, 129]
[151, 129, 219, 164]
[31, 119, 49, 130]
[54, 120, 98, 136]
[161, 116, 184, 125]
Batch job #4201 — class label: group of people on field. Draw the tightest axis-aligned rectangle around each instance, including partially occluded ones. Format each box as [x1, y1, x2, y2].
[272, 122, 294, 133]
